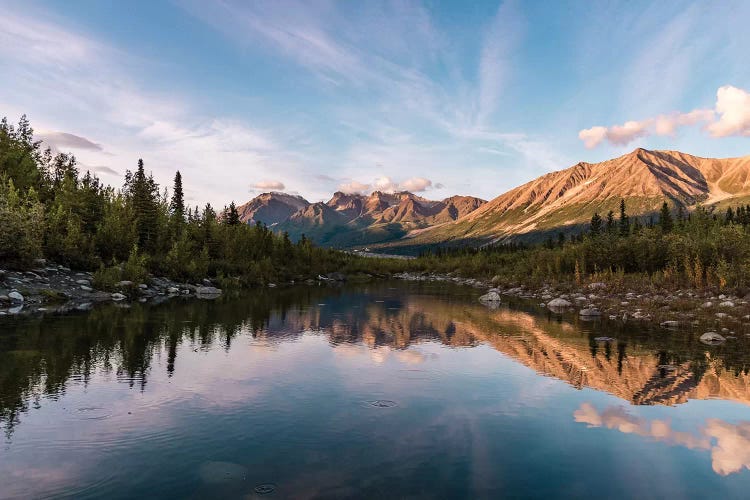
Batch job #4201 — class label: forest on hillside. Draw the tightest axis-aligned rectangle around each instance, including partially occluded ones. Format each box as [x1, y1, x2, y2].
[0, 115, 361, 287]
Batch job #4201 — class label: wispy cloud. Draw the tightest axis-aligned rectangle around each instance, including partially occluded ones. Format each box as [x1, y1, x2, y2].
[38, 131, 103, 151]
[579, 85, 750, 148]
[252, 180, 285, 191]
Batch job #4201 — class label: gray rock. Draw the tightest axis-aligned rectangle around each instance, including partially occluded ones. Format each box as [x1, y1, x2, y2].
[0, 295, 8, 303]
[138, 283, 148, 290]
[479, 291, 502, 304]
[116, 281, 134, 288]
[701, 302, 713, 308]
[111, 292, 127, 301]
[547, 298, 572, 308]
[661, 320, 679, 328]
[579, 307, 601, 317]
[168, 287, 179, 294]
[196, 286, 222, 297]
[8, 291, 24, 303]
[719, 301, 735, 308]
[588, 282, 607, 289]
[76, 279, 91, 286]
[700, 332, 726, 345]
[80, 285, 93, 292]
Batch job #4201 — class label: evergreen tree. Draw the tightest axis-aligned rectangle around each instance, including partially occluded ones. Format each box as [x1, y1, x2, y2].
[606, 210, 615, 232]
[224, 201, 240, 226]
[590, 212, 602, 235]
[124, 159, 159, 251]
[659, 201, 673, 233]
[618, 199, 629, 236]
[170, 171, 185, 221]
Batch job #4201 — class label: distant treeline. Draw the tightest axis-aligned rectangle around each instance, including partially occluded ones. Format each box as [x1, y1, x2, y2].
[0, 115, 358, 286]
[406, 197, 750, 291]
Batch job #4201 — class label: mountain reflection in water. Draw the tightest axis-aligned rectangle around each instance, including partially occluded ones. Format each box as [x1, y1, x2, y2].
[3, 281, 750, 497]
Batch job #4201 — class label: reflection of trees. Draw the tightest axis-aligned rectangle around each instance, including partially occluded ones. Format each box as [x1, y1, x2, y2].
[4, 283, 750, 437]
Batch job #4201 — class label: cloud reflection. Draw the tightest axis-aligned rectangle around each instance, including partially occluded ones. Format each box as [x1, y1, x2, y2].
[575, 403, 750, 476]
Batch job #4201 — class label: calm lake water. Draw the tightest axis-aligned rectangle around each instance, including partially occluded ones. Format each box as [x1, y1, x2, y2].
[3, 281, 750, 499]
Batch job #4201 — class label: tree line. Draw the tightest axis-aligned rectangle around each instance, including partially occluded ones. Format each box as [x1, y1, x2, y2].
[0, 115, 354, 286]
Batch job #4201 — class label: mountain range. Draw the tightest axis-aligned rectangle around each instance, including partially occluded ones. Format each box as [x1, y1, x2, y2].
[237, 190, 486, 247]
[239, 149, 750, 252]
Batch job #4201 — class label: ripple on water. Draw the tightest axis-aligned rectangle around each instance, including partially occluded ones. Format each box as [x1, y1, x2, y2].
[254, 483, 277, 495]
[365, 400, 398, 408]
[69, 406, 113, 420]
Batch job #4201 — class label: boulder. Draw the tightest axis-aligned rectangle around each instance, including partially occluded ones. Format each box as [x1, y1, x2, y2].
[76, 279, 91, 286]
[547, 298, 572, 308]
[111, 292, 127, 301]
[579, 307, 601, 317]
[80, 285, 93, 292]
[168, 287, 179, 294]
[196, 286, 222, 297]
[479, 291, 502, 304]
[660, 320, 679, 328]
[719, 301, 735, 308]
[8, 291, 24, 303]
[700, 332, 726, 345]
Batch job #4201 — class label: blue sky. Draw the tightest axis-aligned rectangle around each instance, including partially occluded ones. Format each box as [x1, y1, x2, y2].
[1, 0, 749, 207]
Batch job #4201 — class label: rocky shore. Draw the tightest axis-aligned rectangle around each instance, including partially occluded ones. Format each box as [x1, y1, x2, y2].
[394, 271, 750, 345]
[0, 260, 224, 317]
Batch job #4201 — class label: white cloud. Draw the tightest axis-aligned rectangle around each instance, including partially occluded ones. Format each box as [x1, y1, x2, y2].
[707, 85, 750, 138]
[373, 176, 399, 192]
[252, 180, 285, 191]
[339, 176, 436, 195]
[578, 85, 750, 148]
[38, 131, 103, 151]
[400, 177, 433, 192]
[337, 180, 371, 194]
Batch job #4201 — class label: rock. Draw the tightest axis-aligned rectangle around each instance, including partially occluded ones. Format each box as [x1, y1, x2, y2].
[719, 301, 735, 308]
[33, 258, 47, 266]
[111, 292, 127, 301]
[588, 282, 607, 289]
[715, 312, 729, 319]
[594, 336, 615, 342]
[116, 281, 134, 288]
[80, 285, 93, 292]
[701, 302, 713, 308]
[168, 287, 179, 294]
[76, 279, 91, 286]
[0, 295, 8, 303]
[661, 320, 679, 328]
[579, 307, 601, 317]
[8, 291, 24, 303]
[479, 291, 502, 304]
[700, 332, 726, 345]
[326, 272, 346, 282]
[138, 283, 148, 290]
[547, 298, 572, 308]
[196, 286, 222, 297]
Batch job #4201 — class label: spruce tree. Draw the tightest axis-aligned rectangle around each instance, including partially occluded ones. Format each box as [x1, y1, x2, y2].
[224, 201, 240, 226]
[606, 210, 615, 232]
[590, 212, 602, 235]
[618, 199, 629, 236]
[170, 171, 185, 220]
[659, 201, 673, 233]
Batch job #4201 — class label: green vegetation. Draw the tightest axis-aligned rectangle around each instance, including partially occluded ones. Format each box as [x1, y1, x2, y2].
[0, 115, 356, 285]
[391, 199, 750, 293]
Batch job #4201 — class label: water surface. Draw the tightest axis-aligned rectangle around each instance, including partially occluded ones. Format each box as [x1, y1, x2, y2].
[3, 282, 750, 499]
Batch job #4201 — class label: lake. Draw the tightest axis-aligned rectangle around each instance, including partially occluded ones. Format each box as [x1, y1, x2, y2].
[3, 281, 750, 499]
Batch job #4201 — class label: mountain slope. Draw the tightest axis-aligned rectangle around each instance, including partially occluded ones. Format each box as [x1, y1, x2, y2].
[273, 191, 486, 247]
[237, 192, 310, 226]
[385, 149, 750, 249]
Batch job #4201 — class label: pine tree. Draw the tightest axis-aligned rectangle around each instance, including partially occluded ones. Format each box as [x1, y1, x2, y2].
[590, 212, 602, 235]
[224, 201, 240, 226]
[659, 201, 673, 233]
[618, 199, 629, 236]
[606, 210, 615, 232]
[170, 171, 185, 220]
[125, 159, 159, 251]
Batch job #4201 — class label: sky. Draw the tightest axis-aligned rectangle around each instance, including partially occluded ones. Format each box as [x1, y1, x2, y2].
[1, 0, 749, 208]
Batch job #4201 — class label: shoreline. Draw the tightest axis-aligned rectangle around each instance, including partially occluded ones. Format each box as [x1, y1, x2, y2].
[394, 271, 750, 344]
